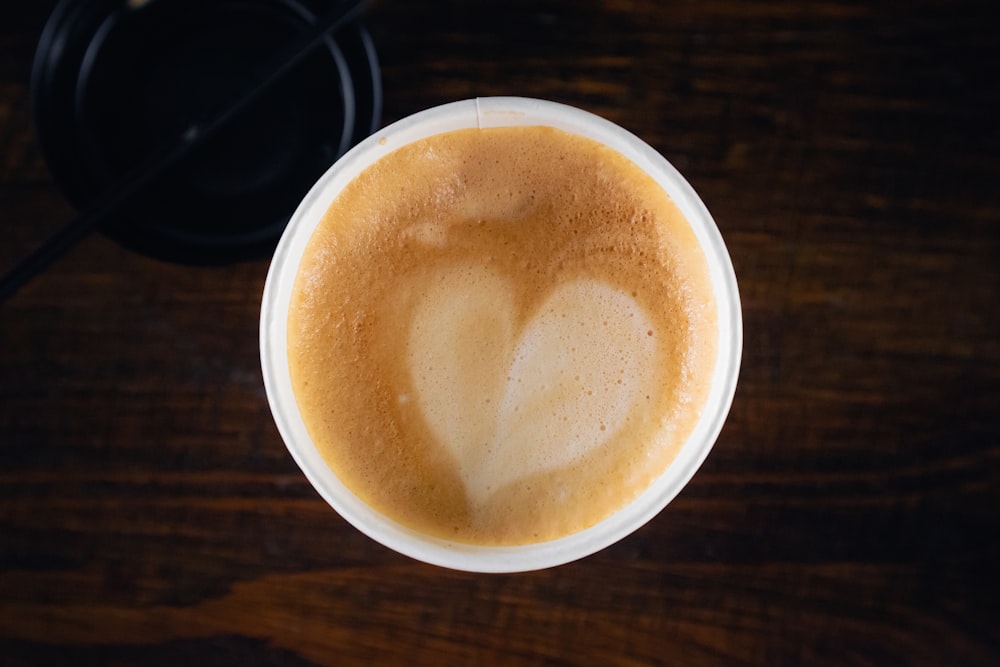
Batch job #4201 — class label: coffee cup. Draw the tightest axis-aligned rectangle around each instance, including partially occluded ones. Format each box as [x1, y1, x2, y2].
[260, 97, 741, 572]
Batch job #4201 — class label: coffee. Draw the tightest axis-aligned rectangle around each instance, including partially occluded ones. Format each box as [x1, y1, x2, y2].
[286, 125, 718, 546]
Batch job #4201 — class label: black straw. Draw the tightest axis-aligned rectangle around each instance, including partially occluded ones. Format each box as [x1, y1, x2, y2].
[0, 0, 366, 304]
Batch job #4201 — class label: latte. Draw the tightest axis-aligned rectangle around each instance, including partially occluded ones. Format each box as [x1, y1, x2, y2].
[286, 124, 717, 546]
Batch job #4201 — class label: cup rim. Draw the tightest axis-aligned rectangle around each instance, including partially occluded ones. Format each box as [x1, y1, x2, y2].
[260, 97, 742, 572]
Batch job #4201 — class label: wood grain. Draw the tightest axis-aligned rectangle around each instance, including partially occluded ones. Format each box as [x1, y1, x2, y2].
[1, 1, 998, 665]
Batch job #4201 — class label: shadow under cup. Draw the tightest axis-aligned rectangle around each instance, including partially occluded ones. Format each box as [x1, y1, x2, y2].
[260, 97, 742, 572]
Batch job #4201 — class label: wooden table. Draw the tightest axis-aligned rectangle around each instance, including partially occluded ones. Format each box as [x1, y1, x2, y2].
[2, 1, 997, 664]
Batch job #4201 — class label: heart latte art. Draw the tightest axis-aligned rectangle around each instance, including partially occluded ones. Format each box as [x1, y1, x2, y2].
[409, 264, 657, 504]
[288, 126, 717, 545]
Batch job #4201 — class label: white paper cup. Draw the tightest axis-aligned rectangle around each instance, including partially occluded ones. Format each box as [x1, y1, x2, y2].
[260, 97, 742, 572]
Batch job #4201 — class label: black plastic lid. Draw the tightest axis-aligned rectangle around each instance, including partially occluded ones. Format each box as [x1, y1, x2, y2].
[31, 0, 381, 264]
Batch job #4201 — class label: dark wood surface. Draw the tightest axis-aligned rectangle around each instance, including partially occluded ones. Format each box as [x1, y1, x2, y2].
[2, 1, 998, 664]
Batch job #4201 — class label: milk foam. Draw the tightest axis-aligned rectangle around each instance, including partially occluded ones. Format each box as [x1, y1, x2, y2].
[287, 125, 718, 545]
[408, 263, 657, 504]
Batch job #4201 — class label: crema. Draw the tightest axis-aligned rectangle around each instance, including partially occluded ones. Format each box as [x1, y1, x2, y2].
[287, 126, 717, 546]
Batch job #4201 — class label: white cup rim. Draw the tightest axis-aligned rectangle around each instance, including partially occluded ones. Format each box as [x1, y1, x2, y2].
[260, 97, 742, 572]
